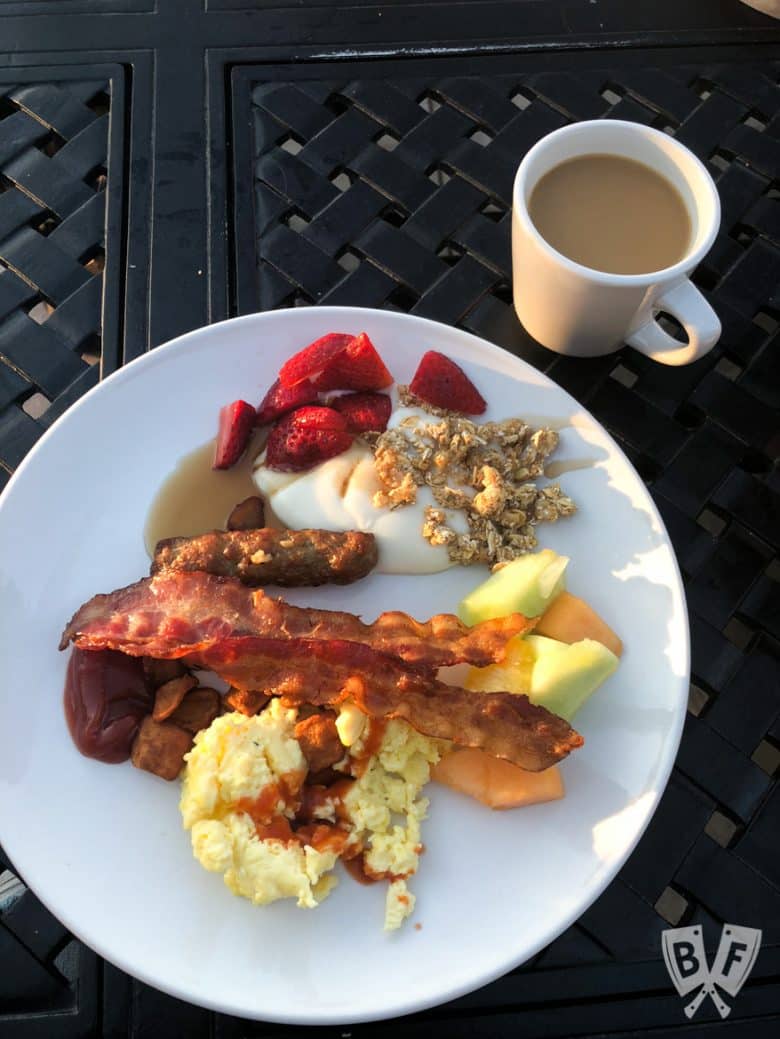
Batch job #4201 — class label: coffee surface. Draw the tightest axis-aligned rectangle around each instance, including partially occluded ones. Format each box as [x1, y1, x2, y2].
[528, 154, 691, 275]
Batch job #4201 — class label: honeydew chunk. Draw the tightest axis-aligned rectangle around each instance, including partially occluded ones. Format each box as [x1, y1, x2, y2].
[524, 635, 618, 722]
[465, 633, 618, 722]
[457, 549, 568, 626]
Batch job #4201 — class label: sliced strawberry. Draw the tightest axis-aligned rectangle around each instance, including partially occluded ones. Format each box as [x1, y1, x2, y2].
[278, 332, 394, 393]
[278, 333, 354, 388]
[265, 406, 353, 472]
[213, 400, 256, 469]
[282, 405, 347, 431]
[328, 392, 392, 433]
[256, 377, 318, 426]
[321, 332, 394, 391]
[408, 351, 487, 415]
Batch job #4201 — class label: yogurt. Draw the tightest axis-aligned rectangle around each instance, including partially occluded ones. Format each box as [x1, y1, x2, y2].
[253, 409, 468, 574]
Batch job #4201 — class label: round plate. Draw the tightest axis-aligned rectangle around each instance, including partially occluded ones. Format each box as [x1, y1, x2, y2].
[0, 307, 688, 1024]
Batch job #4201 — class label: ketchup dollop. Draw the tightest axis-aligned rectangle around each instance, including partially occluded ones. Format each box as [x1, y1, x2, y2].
[64, 648, 153, 763]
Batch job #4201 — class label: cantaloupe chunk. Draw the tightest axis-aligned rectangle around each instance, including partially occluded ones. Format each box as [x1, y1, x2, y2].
[431, 749, 564, 809]
[535, 591, 623, 657]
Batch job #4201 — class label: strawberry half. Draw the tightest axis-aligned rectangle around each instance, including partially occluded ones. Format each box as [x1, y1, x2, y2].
[329, 392, 392, 433]
[213, 400, 256, 469]
[278, 332, 394, 392]
[256, 377, 318, 426]
[265, 405, 353, 472]
[320, 332, 394, 391]
[278, 333, 354, 389]
[408, 351, 487, 415]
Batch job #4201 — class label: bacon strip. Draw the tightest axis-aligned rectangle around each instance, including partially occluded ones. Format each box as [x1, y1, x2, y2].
[59, 572, 534, 668]
[183, 637, 582, 771]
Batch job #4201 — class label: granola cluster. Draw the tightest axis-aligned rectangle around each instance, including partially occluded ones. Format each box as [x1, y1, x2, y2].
[373, 392, 576, 567]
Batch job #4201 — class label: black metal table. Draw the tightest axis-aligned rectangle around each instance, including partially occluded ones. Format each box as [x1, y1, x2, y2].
[1, 2, 779, 1035]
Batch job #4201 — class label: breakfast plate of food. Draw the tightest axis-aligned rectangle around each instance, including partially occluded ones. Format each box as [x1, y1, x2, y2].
[0, 307, 688, 1024]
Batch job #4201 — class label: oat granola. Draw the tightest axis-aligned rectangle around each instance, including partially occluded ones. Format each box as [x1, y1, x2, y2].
[373, 392, 576, 567]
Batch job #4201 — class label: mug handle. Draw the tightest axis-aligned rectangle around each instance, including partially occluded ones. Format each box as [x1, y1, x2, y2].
[626, 279, 721, 366]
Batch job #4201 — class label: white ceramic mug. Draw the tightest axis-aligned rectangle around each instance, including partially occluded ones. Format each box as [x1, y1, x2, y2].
[512, 120, 722, 366]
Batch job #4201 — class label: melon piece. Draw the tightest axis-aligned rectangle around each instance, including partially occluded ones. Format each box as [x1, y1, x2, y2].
[457, 549, 568, 626]
[524, 635, 618, 721]
[432, 749, 564, 809]
[465, 634, 618, 721]
[536, 591, 623, 657]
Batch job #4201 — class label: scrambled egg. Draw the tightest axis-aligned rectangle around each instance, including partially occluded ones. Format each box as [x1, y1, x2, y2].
[181, 701, 338, 909]
[344, 719, 442, 929]
[180, 700, 443, 929]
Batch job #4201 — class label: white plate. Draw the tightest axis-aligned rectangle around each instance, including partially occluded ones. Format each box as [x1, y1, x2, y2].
[0, 307, 688, 1024]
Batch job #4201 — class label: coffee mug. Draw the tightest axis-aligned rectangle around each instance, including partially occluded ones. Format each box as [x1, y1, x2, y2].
[512, 120, 721, 366]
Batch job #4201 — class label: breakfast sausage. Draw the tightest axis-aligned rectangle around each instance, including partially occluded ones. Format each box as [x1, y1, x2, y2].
[151, 528, 377, 587]
[64, 648, 153, 764]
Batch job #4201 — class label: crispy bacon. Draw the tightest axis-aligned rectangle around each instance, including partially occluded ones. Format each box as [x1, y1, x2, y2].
[183, 637, 582, 771]
[59, 572, 534, 668]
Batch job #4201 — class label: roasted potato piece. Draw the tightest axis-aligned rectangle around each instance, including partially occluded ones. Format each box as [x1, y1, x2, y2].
[131, 716, 193, 780]
[224, 688, 270, 716]
[152, 674, 197, 721]
[143, 657, 188, 690]
[295, 703, 322, 722]
[226, 496, 266, 531]
[169, 687, 221, 734]
[305, 767, 344, 788]
[294, 712, 343, 773]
